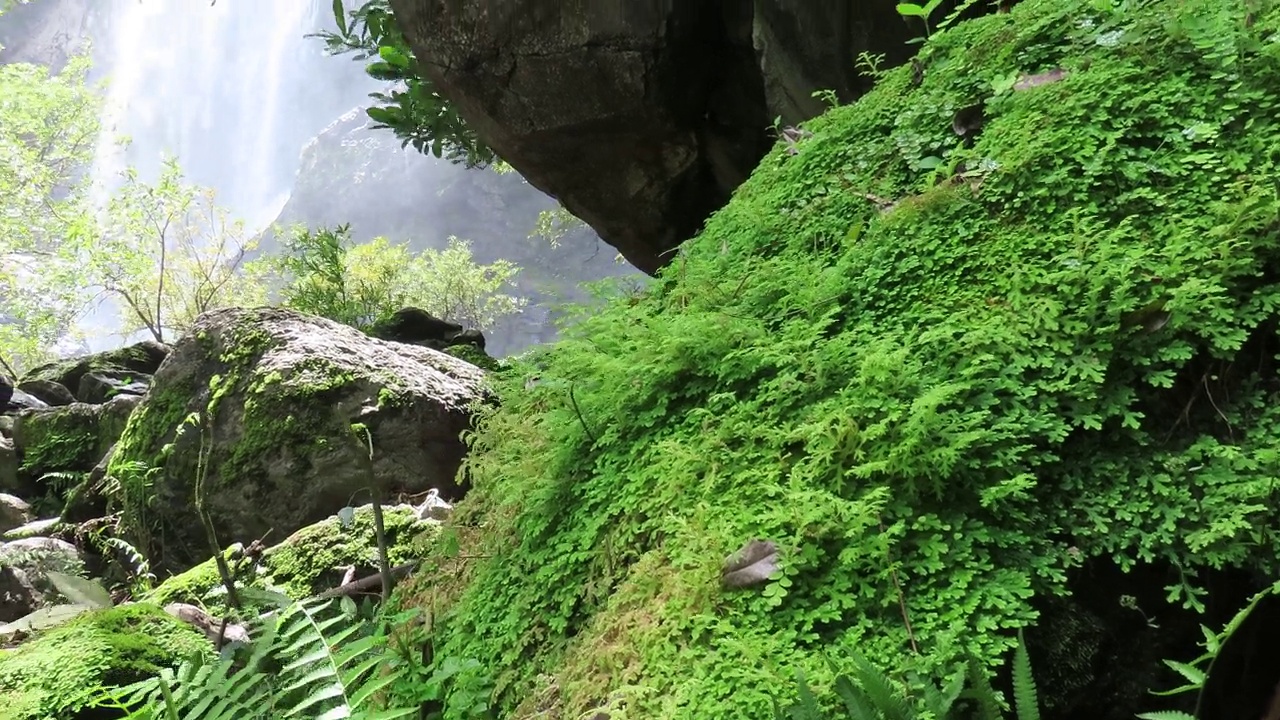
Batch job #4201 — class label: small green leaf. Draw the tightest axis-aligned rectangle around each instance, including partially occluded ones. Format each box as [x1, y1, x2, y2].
[897, 3, 927, 16]
[332, 0, 347, 36]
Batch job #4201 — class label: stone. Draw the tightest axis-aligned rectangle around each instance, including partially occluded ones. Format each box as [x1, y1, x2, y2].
[0, 437, 16, 495]
[0, 494, 32, 535]
[0, 566, 41, 624]
[2, 518, 62, 541]
[20, 340, 168, 402]
[14, 379, 74, 407]
[0, 375, 11, 409]
[387, 0, 941, 274]
[5, 389, 46, 412]
[369, 307, 488, 352]
[76, 369, 151, 405]
[0, 537, 85, 602]
[10, 395, 139, 488]
[109, 306, 490, 572]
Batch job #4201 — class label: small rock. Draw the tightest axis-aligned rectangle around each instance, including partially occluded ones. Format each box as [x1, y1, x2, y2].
[77, 370, 152, 405]
[16, 379, 75, 407]
[0, 494, 32, 534]
[7, 388, 47, 411]
[3, 517, 63, 540]
[0, 537, 85, 582]
[0, 437, 17, 494]
[414, 488, 453, 521]
[0, 566, 41, 624]
[0, 375, 11, 409]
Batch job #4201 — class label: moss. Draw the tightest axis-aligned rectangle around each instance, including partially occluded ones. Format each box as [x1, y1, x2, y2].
[0, 603, 211, 719]
[263, 504, 436, 598]
[443, 344, 501, 372]
[144, 545, 243, 618]
[146, 507, 437, 608]
[402, 0, 1280, 716]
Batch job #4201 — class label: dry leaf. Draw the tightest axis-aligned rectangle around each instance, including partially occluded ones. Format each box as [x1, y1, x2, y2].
[721, 539, 781, 589]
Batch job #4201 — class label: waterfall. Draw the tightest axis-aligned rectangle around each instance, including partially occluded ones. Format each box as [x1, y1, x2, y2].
[89, 0, 378, 228]
[75, 0, 380, 350]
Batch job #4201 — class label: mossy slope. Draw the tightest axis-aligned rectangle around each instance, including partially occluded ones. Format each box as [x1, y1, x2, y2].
[404, 0, 1280, 717]
[0, 604, 210, 720]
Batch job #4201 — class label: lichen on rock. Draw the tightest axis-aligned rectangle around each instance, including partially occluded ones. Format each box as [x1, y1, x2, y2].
[109, 307, 488, 572]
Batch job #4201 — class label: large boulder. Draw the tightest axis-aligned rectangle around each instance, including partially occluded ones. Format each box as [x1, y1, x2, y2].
[387, 0, 957, 274]
[8, 395, 141, 499]
[109, 307, 488, 572]
[19, 340, 167, 404]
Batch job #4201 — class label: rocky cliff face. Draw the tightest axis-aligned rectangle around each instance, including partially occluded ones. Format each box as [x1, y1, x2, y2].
[386, 0, 973, 274]
[268, 104, 639, 357]
[0, 0, 95, 67]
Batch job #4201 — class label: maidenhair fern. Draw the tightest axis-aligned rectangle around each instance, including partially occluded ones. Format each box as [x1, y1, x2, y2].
[775, 634, 1042, 720]
[91, 597, 416, 719]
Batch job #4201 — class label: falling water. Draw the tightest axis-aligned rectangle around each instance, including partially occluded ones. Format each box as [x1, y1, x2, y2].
[76, 0, 380, 349]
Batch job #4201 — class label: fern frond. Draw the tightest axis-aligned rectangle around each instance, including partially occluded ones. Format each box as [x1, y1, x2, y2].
[90, 597, 416, 719]
[1012, 630, 1040, 720]
[1135, 712, 1199, 720]
[832, 673, 881, 719]
[961, 657, 1006, 720]
[851, 653, 915, 720]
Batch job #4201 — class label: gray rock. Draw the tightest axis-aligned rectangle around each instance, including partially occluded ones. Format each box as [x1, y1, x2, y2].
[109, 306, 491, 572]
[3, 517, 62, 540]
[0, 566, 41, 624]
[0, 537, 86, 594]
[0, 437, 17, 495]
[11, 397, 138, 484]
[77, 370, 151, 405]
[7, 388, 47, 411]
[0, 494, 32, 534]
[387, 0, 928, 274]
[16, 379, 75, 407]
[21, 340, 168, 402]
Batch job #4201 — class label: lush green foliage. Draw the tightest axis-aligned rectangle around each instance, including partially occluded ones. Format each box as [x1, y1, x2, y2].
[92, 596, 417, 719]
[393, 0, 1280, 715]
[79, 155, 267, 343]
[269, 224, 524, 331]
[313, 0, 495, 167]
[0, 50, 101, 372]
[0, 603, 212, 719]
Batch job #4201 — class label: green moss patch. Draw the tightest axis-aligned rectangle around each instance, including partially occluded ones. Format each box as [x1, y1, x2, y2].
[402, 0, 1280, 716]
[0, 603, 210, 719]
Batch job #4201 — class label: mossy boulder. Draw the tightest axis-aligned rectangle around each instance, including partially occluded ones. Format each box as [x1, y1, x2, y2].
[0, 603, 211, 720]
[401, 0, 1280, 718]
[20, 341, 167, 404]
[9, 395, 140, 499]
[110, 307, 488, 572]
[148, 504, 440, 614]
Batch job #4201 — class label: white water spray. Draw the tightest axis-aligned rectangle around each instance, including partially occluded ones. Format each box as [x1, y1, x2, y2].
[78, 0, 378, 350]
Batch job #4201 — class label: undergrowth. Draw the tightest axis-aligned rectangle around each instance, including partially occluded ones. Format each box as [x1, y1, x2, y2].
[393, 0, 1280, 716]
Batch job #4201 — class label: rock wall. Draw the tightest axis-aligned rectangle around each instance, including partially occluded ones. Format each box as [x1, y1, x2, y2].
[387, 0, 973, 274]
[267, 104, 640, 357]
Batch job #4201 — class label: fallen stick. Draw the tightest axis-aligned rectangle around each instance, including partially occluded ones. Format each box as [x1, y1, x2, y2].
[315, 561, 419, 600]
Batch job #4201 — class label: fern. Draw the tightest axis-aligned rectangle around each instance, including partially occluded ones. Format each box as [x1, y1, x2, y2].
[90, 597, 417, 719]
[1011, 631, 1039, 720]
